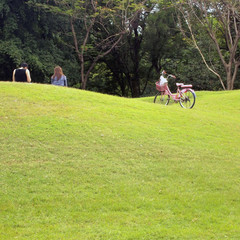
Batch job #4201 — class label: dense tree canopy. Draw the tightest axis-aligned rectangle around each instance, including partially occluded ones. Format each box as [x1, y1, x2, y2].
[0, 0, 239, 96]
[175, 0, 240, 90]
[0, 0, 79, 84]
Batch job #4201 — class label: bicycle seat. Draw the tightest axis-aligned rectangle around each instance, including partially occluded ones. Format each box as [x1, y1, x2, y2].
[176, 83, 192, 88]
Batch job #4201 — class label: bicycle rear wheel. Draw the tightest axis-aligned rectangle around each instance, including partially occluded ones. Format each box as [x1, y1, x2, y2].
[154, 92, 170, 105]
[179, 89, 196, 109]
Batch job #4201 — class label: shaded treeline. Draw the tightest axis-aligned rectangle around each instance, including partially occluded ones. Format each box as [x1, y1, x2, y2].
[0, 0, 239, 97]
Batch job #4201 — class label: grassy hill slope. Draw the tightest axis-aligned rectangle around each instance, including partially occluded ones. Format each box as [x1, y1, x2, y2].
[0, 82, 240, 240]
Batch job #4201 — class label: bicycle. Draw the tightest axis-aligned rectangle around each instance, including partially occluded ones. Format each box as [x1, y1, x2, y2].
[154, 73, 196, 109]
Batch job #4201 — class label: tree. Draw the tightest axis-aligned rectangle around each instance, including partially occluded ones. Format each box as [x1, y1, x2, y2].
[31, 0, 149, 90]
[175, 0, 240, 90]
[0, 0, 78, 83]
[102, 1, 179, 97]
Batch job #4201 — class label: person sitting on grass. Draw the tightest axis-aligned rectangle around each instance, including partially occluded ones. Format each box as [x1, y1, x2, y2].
[12, 62, 31, 83]
[51, 66, 68, 87]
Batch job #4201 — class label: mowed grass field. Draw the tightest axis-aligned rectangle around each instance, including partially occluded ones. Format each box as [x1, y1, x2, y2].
[0, 82, 239, 240]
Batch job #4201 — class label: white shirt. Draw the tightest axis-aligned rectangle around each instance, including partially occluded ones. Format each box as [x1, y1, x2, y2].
[159, 75, 168, 86]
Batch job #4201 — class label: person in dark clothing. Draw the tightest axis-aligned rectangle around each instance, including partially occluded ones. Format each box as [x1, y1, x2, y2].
[12, 63, 31, 83]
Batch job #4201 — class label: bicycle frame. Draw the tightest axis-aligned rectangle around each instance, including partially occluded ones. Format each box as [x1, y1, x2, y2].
[154, 73, 196, 109]
[160, 84, 194, 102]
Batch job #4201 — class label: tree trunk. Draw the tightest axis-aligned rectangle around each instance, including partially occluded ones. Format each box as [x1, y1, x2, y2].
[226, 62, 240, 90]
[226, 70, 232, 90]
[131, 78, 140, 98]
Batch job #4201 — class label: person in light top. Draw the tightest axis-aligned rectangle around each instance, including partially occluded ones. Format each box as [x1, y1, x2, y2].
[159, 70, 168, 86]
[51, 66, 67, 87]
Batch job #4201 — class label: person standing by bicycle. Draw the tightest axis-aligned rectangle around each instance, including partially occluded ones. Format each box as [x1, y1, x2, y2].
[158, 70, 168, 87]
[157, 70, 169, 96]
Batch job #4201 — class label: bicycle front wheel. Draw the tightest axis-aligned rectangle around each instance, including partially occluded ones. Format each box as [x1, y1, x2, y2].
[179, 90, 196, 109]
[154, 92, 170, 105]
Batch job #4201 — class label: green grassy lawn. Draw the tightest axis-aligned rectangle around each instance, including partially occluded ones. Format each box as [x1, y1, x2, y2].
[0, 82, 240, 239]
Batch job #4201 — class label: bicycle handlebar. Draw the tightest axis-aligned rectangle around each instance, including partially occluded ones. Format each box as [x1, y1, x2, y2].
[167, 74, 176, 79]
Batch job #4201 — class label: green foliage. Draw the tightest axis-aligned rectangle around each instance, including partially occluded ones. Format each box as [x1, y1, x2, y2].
[174, 0, 240, 90]
[0, 82, 240, 239]
[0, 0, 79, 84]
[87, 62, 117, 95]
[0, 0, 239, 92]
